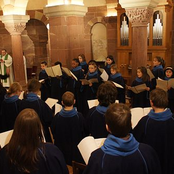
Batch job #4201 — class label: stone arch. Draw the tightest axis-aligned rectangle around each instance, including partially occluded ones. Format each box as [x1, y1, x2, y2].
[22, 18, 48, 72]
[84, 17, 106, 61]
[26, 10, 48, 25]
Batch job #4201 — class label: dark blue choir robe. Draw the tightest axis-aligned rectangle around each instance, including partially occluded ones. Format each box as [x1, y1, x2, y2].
[83, 141, 161, 174]
[86, 105, 109, 138]
[19, 93, 53, 142]
[0, 143, 69, 174]
[133, 109, 174, 174]
[129, 78, 151, 108]
[50, 72, 68, 103]
[80, 61, 88, 75]
[104, 64, 112, 76]
[39, 70, 51, 101]
[151, 65, 164, 89]
[51, 108, 86, 165]
[1, 95, 21, 132]
[81, 71, 102, 115]
[109, 73, 125, 103]
[164, 77, 174, 113]
[0, 86, 7, 132]
[67, 66, 84, 112]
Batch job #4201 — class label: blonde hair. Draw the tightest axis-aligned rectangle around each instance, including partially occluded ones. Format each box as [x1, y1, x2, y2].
[7, 82, 22, 95]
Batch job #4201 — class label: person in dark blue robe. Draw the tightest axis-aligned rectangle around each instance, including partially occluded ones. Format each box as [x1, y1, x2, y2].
[78, 54, 88, 75]
[128, 66, 151, 108]
[39, 61, 51, 101]
[81, 61, 102, 116]
[50, 61, 68, 104]
[164, 66, 174, 113]
[84, 103, 161, 174]
[0, 81, 6, 132]
[67, 58, 84, 112]
[19, 79, 53, 142]
[51, 92, 86, 165]
[1, 82, 22, 132]
[151, 56, 165, 89]
[104, 55, 115, 76]
[133, 88, 174, 174]
[0, 109, 68, 174]
[86, 81, 117, 138]
[109, 64, 125, 103]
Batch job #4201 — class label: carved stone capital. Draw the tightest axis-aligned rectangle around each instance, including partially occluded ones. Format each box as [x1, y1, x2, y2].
[126, 7, 153, 27]
[0, 15, 30, 35]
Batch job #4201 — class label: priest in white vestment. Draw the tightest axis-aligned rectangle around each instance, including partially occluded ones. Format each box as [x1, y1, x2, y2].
[0, 49, 14, 87]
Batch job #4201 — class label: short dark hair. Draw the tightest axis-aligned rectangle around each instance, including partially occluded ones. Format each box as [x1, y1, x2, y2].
[106, 55, 115, 64]
[150, 88, 168, 108]
[41, 61, 47, 66]
[97, 81, 117, 107]
[54, 61, 62, 67]
[72, 58, 80, 65]
[105, 103, 131, 138]
[62, 91, 75, 107]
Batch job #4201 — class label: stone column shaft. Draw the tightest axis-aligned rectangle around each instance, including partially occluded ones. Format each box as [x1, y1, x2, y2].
[126, 7, 153, 80]
[44, 5, 87, 67]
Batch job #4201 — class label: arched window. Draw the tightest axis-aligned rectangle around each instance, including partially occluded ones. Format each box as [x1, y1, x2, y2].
[120, 13, 129, 46]
[91, 23, 107, 61]
[153, 11, 163, 46]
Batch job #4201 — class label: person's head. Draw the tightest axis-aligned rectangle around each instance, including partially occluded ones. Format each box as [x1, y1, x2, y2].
[40, 61, 47, 70]
[97, 81, 117, 107]
[137, 66, 150, 82]
[153, 56, 165, 68]
[105, 103, 131, 138]
[164, 66, 174, 78]
[110, 64, 118, 75]
[54, 61, 62, 67]
[78, 54, 86, 63]
[150, 88, 168, 109]
[71, 58, 80, 68]
[27, 79, 41, 94]
[62, 91, 75, 107]
[106, 55, 115, 65]
[7, 109, 44, 173]
[1, 49, 7, 56]
[88, 61, 97, 73]
[7, 82, 22, 96]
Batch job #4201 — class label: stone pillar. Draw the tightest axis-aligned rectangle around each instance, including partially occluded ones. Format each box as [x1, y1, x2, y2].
[44, 5, 87, 67]
[119, 0, 159, 80]
[126, 8, 153, 80]
[0, 15, 30, 85]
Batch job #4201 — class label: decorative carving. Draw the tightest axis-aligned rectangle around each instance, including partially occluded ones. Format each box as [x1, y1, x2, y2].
[126, 7, 153, 27]
[4, 23, 27, 35]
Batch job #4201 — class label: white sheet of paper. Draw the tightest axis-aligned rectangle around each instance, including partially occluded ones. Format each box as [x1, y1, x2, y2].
[131, 107, 152, 128]
[112, 82, 124, 89]
[39, 79, 44, 83]
[52, 64, 62, 76]
[0, 130, 13, 148]
[45, 67, 54, 77]
[100, 69, 109, 81]
[87, 99, 99, 109]
[131, 107, 145, 129]
[70, 71, 78, 81]
[19, 91, 24, 100]
[55, 103, 63, 115]
[45, 98, 58, 108]
[78, 136, 105, 164]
